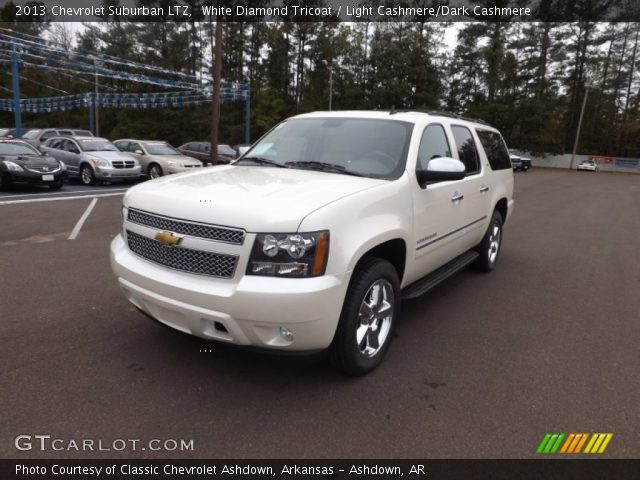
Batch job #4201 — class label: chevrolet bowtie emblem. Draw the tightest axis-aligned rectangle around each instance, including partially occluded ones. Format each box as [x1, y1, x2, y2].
[155, 231, 182, 246]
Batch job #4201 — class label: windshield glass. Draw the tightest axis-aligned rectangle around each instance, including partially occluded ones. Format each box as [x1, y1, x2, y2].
[22, 129, 42, 139]
[79, 139, 118, 152]
[0, 142, 41, 156]
[144, 142, 179, 155]
[240, 118, 412, 179]
[218, 145, 236, 156]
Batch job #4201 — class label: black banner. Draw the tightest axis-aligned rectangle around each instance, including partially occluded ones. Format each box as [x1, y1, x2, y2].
[3, 0, 640, 22]
[3, 460, 640, 480]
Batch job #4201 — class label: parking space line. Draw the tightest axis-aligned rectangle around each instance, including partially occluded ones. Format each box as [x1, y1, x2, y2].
[0, 187, 128, 201]
[0, 191, 125, 205]
[68, 198, 99, 240]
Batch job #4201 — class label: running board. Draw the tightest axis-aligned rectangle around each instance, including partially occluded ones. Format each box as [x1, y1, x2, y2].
[401, 250, 479, 300]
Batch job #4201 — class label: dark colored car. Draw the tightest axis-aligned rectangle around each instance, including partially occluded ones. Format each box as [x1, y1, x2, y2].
[0, 139, 67, 190]
[178, 142, 236, 164]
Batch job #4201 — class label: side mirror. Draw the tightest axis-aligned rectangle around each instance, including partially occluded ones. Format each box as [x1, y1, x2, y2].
[416, 157, 466, 186]
[134, 150, 143, 155]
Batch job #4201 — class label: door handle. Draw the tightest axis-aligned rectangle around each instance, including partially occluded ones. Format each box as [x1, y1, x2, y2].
[480, 185, 489, 194]
[451, 192, 464, 203]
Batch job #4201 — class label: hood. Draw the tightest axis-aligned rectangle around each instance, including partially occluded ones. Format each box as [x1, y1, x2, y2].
[3, 154, 60, 168]
[87, 151, 137, 162]
[125, 165, 385, 232]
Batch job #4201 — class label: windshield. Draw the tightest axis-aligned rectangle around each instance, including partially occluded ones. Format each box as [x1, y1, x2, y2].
[240, 118, 412, 179]
[79, 139, 118, 152]
[22, 129, 42, 139]
[144, 142, 179, 155]
[218, 145, 236, 156]
[0, 142, 41, 156]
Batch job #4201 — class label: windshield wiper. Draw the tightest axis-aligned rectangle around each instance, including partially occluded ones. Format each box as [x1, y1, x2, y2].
[285, 161, 365, 177]
[235, 156, 287, 168]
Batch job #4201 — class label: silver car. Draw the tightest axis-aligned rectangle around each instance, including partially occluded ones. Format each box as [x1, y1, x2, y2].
[22, 128, 94, 150]
[41, 136, 141, 185]
[114, 139, 202, 179]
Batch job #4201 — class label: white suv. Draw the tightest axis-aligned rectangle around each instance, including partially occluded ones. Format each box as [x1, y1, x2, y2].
[110, 111, 514, 375]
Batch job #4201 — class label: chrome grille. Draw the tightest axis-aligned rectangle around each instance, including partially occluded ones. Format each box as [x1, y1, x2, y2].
[127, 208, 245, 245]
[126, 231, 237, 278]
[112, 160, 136, 169]
[26, 165, 60, 173]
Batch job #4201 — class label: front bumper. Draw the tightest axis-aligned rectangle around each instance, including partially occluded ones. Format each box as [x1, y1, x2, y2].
[110, 234, 348, 351]
[3, 169, 66, 185]
[96, 166, 141, 180]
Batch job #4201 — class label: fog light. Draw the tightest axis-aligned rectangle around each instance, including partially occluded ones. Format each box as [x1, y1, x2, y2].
[280, 327, 294, 342]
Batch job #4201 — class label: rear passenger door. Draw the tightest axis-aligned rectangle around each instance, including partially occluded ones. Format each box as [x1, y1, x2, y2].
[450, 125, 491, 249]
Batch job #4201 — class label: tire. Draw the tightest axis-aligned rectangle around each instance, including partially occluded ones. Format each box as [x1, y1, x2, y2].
[329, 257, 400, 376]
[148, 163, 163, 179]
[474, 210, 503, 272]
[0, 174, 9, 191]
[80, 164, 96, 186]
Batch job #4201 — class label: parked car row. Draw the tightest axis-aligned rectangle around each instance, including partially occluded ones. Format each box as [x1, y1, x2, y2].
[0, 131, 252, 190]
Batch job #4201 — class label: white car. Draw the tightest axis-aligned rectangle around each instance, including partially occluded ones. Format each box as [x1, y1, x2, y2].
[111, 111, 514, 374]
[577, 160, 598, 171]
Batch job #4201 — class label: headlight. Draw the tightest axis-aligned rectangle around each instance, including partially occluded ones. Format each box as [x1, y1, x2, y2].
[121, 206, 128, 238]
[89, 157, 109, 167]
[247, 231, 329, 278]
[166, 160, 180, 167]
[3, 160, 24, 172]
[59, 160, 67, 171]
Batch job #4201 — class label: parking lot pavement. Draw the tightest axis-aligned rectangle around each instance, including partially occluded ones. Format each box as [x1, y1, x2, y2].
[1, 169, 639, 459]
[0, 183, 132, 204]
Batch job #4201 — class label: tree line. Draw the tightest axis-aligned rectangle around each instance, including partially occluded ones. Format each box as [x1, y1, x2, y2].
[1, 0, 639, 157]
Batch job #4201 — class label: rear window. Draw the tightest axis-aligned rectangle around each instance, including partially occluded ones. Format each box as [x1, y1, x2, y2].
[476, 129, 512, 171]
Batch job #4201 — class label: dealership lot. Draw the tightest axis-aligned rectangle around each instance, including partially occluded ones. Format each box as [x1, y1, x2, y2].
[1, 169, 639, 458]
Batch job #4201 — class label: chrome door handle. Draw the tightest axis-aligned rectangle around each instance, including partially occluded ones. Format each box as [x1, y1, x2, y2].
[451, 192, 464, 202]
[480, 186, 489, 194]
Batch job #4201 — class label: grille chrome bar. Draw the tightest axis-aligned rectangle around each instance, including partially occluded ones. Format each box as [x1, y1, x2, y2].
[127, 208, 245, 245]
[126, 230, 237, 278]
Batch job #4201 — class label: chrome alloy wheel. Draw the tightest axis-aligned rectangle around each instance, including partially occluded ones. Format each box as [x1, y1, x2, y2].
[356, 279, 394, 358]
[81, 167, 92, 185]
[488, 221, 501, 264]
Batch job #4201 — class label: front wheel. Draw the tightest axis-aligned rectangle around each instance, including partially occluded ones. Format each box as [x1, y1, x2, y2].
[474, 210, 503, 272]
[330, 257, 400, 376]
[80, 164, 96, 186]
[148, 163, 163, 179]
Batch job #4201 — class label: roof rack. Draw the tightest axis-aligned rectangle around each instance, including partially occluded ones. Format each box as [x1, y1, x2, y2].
[389, 109, 492, 126]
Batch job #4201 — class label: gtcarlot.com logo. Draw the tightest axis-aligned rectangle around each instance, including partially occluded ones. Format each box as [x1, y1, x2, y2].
[536, 433, 613, 455]
[15, 435, 194, 452]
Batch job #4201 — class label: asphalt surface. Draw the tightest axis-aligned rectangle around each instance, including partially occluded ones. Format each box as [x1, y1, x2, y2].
[1, 169, 639, 459]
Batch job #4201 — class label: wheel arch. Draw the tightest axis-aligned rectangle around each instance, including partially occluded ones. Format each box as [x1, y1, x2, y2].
[495, 197, 508, 222]
[351, 237, 407, 285]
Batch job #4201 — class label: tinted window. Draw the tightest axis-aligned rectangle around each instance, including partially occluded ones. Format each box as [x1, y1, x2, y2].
[41, 130, 57, 140]
[451, 126, 480, 174]
[476, 129, 511, 170]
[417, 124, 451, 170]
[65, 140, 80, 153]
